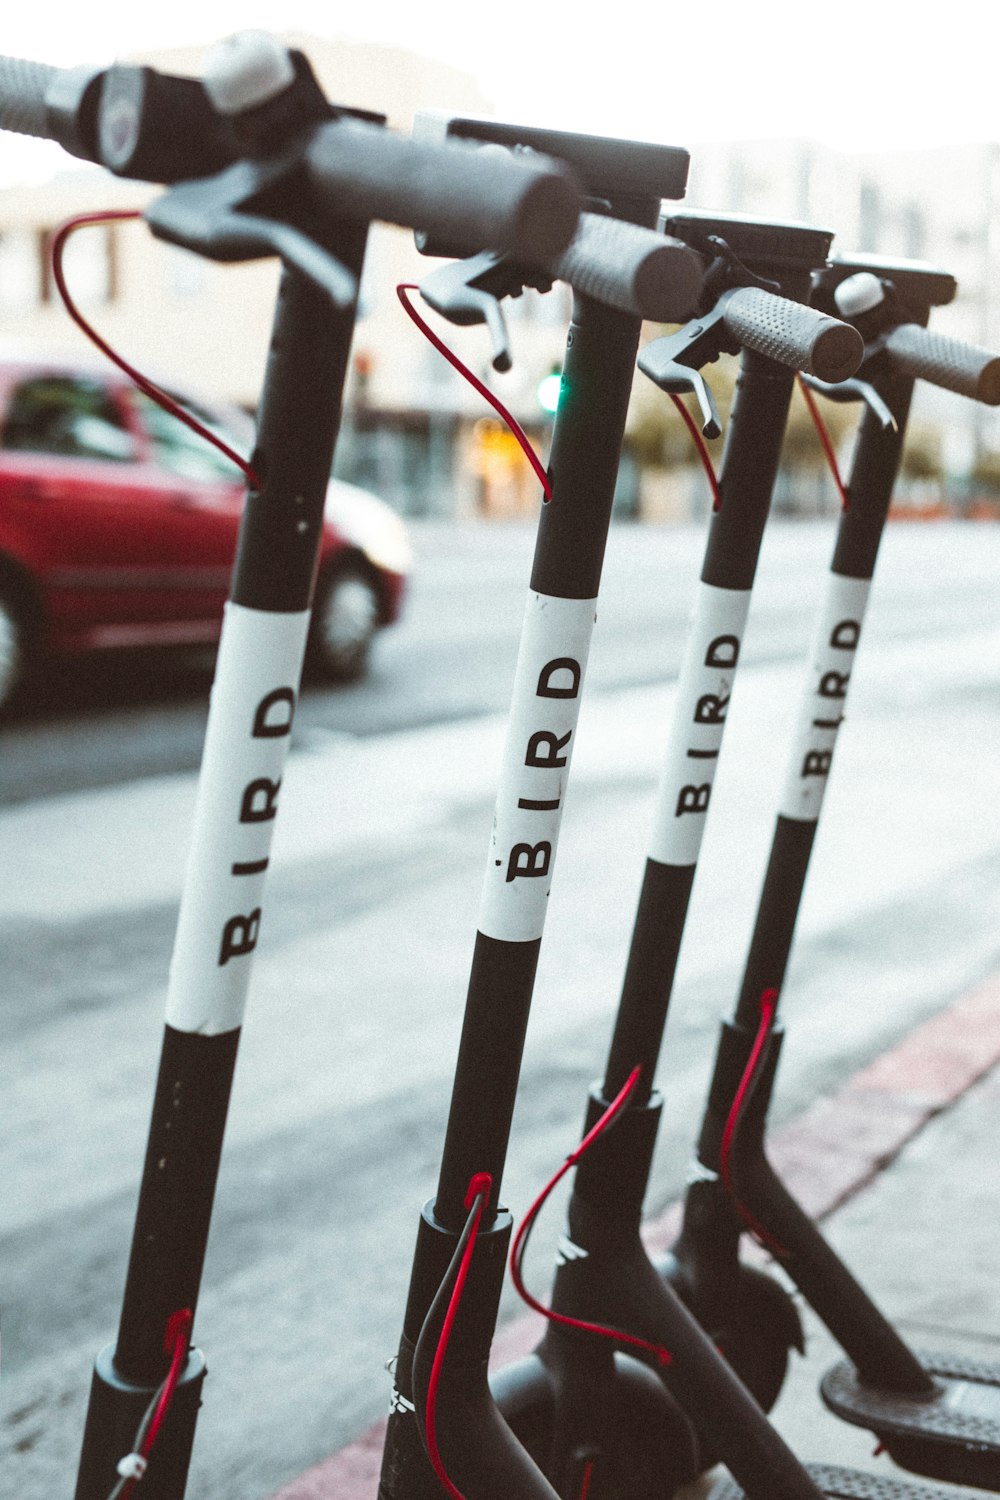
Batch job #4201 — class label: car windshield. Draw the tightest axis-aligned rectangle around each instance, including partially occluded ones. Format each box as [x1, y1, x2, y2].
[136, 390, 253, 484]
[1, 375, 136, 461]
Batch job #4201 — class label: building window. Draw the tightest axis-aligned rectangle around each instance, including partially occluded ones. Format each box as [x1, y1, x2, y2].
[0, 228, 40, 312]
[39, 221, 116, 307]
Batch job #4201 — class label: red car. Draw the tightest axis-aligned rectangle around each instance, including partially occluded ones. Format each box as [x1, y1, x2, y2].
[0, 355, 411, 712]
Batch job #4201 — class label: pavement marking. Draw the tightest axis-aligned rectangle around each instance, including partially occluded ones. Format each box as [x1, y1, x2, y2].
[268, 967, 1000, 1500]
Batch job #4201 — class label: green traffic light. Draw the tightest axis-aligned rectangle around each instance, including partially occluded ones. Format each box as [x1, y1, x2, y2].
[537, 371, 562, 414]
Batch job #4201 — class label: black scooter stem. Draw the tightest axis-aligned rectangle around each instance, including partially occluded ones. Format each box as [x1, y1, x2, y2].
[600, 346, 797, 1103]
[430, 282, 648, 1234]
[379, 118, 692, 1500]
[65, 41, 587, 1500]
[76, 249, 368, 1500]
[602, 209, 844, 1104]
[381, 288, 700, 1500]
[73, 67, 371, 1500]
[673, 257, 1000, 1491]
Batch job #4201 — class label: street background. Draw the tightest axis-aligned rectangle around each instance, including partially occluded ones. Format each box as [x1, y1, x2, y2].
[3, 515, 1000, 1500]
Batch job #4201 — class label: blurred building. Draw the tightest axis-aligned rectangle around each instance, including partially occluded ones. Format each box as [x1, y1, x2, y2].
[0, 34, 573, 519]
[686, 137, 1000, 499]
[2, 47, 999, 521]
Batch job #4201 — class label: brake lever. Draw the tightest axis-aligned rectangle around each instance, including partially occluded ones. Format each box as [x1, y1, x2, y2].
[799, 373, 898, 433]
[419, 248, 555, 373]
[142, 152, 357, 308]
[637, 231, 790, 440]
[637, 306, 732, 439]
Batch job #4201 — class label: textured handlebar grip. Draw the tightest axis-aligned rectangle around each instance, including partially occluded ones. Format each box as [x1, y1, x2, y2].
[547, 214, 702, 322]
[306, 119, 580, 262]
[0, 55, 58, 137]
[722, 286, 864, 382]
[884, 323, 1000, 404]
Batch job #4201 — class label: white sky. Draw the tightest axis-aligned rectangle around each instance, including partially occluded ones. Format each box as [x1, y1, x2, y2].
[0, 1, 995, 187]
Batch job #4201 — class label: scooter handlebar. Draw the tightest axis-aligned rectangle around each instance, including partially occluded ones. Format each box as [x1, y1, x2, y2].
[546, 213, 703, 322]
[306, 120, 581, 264]
[0, 53, 582, 264]
[721, 285, 864, 383]
[0, 54, 57, 138]
[883, 322, 1000, 404]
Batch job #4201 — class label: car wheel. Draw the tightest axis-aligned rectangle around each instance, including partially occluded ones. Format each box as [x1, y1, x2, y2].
[309, 563, 380, 681]
[0, 579, 30, 714]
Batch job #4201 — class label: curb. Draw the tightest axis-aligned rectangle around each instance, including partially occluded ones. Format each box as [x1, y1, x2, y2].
[270, 970, 1000, 1500]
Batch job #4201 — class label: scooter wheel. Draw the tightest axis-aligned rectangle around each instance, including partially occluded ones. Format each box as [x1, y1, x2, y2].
[712, 1270, 798, 1412]
[493, 1348, 699, 1499]
[661, 1251, 803, 1455]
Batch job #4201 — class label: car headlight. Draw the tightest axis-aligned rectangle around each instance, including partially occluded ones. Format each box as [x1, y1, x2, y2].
[324, 480, 413, 575]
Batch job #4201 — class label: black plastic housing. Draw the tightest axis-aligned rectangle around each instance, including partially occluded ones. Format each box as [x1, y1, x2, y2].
[412, 111, 689, 258]
[812, 252, 957, 321]
[661, 207, 834, 278]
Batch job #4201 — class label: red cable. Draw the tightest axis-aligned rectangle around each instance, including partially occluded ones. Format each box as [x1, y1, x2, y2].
[719, 989, 788, 1258]
[396, 283, 552, 501]
[115, 1308, 193, 1499]
[797, 375, 850, 512]
[578, 1457, 597, 1500]
[668, 392, 721, 512]
[509, 1065, 672, 1369]
[50, 211, 260, 489]
[424, 1171, 492, 1500]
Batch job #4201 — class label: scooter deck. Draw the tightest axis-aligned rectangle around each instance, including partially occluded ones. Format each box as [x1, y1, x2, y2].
[709, 1461, 983, 1500]
[821, 1352, 1000, 1491]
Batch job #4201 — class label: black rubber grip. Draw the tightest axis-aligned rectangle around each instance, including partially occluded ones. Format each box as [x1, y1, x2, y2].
[884, 322, 1000, 404]
[721, 286, 864, 382]
[0, 55, 58, 137]
[305, 119, 580, 262]
[547, 214, 703, 321]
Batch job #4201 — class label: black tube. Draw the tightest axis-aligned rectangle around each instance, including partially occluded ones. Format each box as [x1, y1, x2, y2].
[232, 244, 365, 612]
[679, 362, 935, 1397]
[548, 1198, 828, 1500]
[739, 1156, 934, 1393]
[435, 281, 649, 1229]
[74, 1346, 208, 1500]
[433, 933, 543, 1230]
[732, 372, 913, 1031]
[381, 194, 661, 1500]
[702, 353, 800, 592]
[75, 245, 366, 1500]
[113, 1027, 240, 1381]
[733, 816, 818, 1028]
[603, 351, 800, 1102]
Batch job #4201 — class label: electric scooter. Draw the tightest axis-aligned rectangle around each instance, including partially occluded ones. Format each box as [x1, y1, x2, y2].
[0, 36, 582, 1500]
[378, 112, 704, 1500]
[664, 252, 1000, 1493]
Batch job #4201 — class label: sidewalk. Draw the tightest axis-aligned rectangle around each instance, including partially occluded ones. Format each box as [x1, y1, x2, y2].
[272, 968, 1000, 1498]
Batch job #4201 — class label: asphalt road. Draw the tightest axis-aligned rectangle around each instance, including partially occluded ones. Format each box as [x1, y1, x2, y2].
[5, 514, 998, 805]
[3, 518, 1000, 1500]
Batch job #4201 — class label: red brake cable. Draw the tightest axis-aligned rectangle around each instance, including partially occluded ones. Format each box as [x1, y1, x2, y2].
[668, 392, 721, 512]
[50, 211, 260, 489]
[797, 374, 850, 511]
[510, 1065, 672, 1368]
[718, 989, 789, 1258]
[107, 1308, 193, 1499]
[396, 283, 552, 502]
[421, 1171, 492, 1500]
